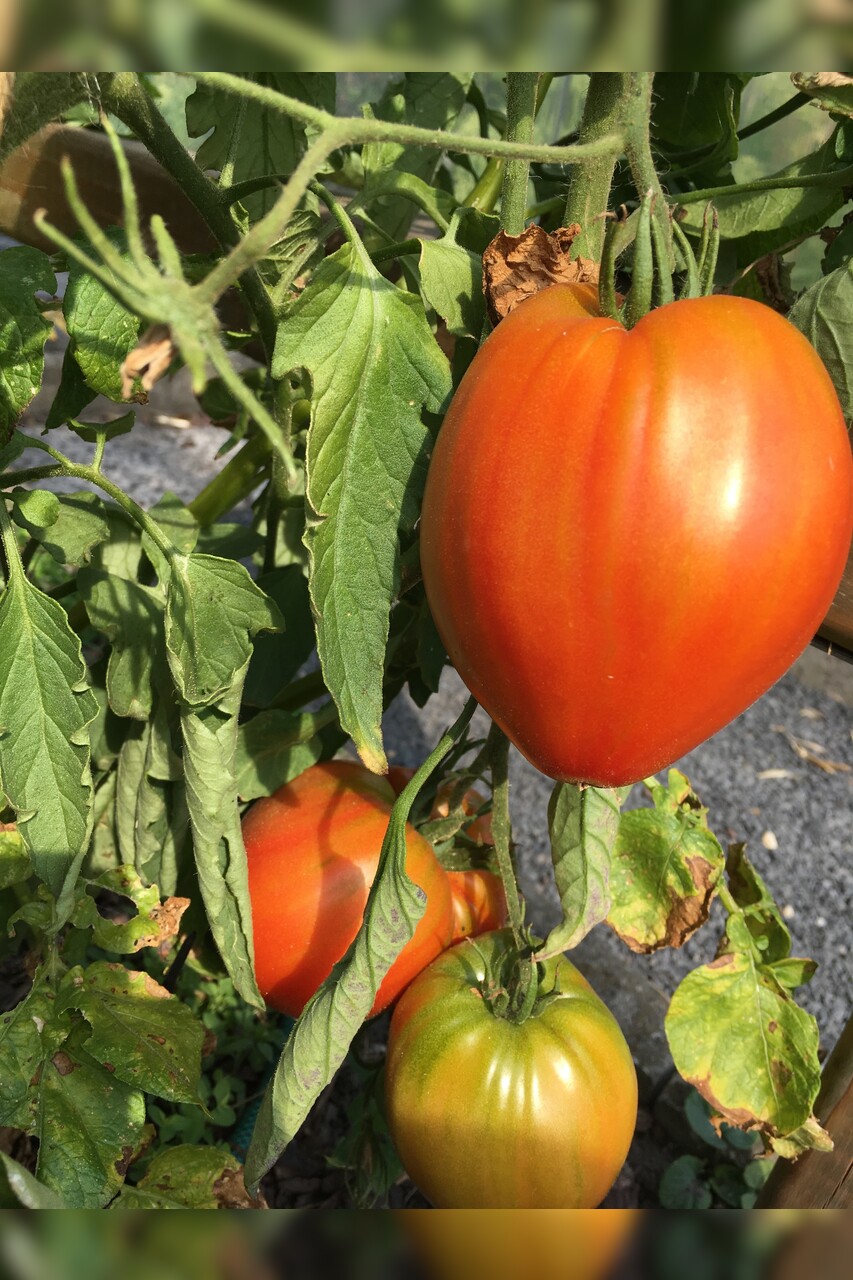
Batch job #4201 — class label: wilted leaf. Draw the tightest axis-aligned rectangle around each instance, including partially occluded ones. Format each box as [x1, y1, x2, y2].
[112, 1144, 260, 1208]
[607, 771, 724, 953]
[792, 72, 853, 118]
[71, 866, 189, 954]
[482, 224, 599, 324]
[721, 844, 791, 965]
[120, 324, 176, 398]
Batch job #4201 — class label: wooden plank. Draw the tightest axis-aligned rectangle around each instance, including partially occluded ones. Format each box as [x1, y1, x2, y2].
[818, 540, 853, 660]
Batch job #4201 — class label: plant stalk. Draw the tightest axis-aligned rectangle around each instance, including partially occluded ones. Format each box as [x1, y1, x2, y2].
[499, 74, 541, 236]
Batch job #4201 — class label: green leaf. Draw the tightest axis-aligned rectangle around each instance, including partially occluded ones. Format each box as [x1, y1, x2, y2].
[362, 74, 472, 243]
[88, 504, 144, 582]
[111, 1144, 251, 1209]
[44, 342, 97, 430]
[0, 824, 30, 889]
[824, 220, 853, 273]
[236, 708, 344, 800]
[0, 245, 56, 438]
[766, 957, 817, 990]
[607, 771, 724, 954]
[361, 169, 456, 232]
[710, 1161, 747, 1207]
[257, 209, 324, 311]
[659, 1154, 712, 1210]
[792, 72, 853, 118]
[788, 260, 853, 424]
[653, 73, 742, 161]
[165, 553, 282, 709]
[78, 569, 164, 721]
[181, 679, 262, 1008]
[195, 521, 264, 561]
[35, 1033, 146, 1208]
[0, 1153, 66, 1208]
[0, 570, 98, 898]
[273, 241, 450, 773]
[538, 782, 626, 956]
[0, 72, 90, 165]
[684, 1088, 727, 1150]
[68, 410, 135, 445]
[243, 566, 315, 708]
[58, 962, 203, 1104]
[70, 866, 189, 954]
[187, 73, 335, 220]
[64, 228, 141, 402]
[665, 948, 828, 1147]
[0, 980, 58, 1129]
[679, 128, 849, 246]
[721, 843, 792, 965]
[13, 491, 110, 568]
[419, 209, 487, 339]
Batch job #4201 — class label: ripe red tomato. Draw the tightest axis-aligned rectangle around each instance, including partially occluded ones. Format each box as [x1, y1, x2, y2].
[384, 930, 638, 1208]
[242, 761, 454, 1018]
[386, 767, 505, 941]
[420, 286, 853, 786]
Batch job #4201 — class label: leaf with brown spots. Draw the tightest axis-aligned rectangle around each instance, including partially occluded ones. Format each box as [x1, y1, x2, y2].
[606, 770, 725, 953]
[718, 843, 792, 965]
[665, 914, 830, 1156]
[57, 962, 204, 1104]
[482, 224, 599, 325]
[71, 866, 190, 955]
[111, 1144, 264, 1209]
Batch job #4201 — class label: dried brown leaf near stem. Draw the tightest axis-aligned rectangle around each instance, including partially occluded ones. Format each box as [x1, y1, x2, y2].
[213, 1165, 267, 1209]
[482, 224, 599, 325]
[120, 323, 176, 398]
[139, 895, 191, 955]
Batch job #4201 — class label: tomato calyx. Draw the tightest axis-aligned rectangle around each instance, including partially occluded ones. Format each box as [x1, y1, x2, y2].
[470, 930, 549, 1025]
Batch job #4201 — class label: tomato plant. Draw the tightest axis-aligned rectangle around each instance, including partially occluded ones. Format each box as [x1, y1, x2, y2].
[384, 930, 638, 1208]
[421, 286, 853, 787]
[242, 761, 454, 1017]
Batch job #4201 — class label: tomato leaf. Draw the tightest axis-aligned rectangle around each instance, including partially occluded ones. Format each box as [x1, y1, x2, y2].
[235, 708, 344, 801]
[187, 73, 335, 220]
[0, 1153, 66, 1208]
[165, 553, 282, 709]
[112, 1145, 257, 1209]
[0, 245, 56, 439]
[792, 72, 853, 119]
[606, 771, 725, 954]
[0, 571, 98, 900]
[34, 1027, 146, 1208]
[273, 241, 450, 773]
[57, 962, 203, 1104]
[653, 73, 743, 157]
[665, 934, 830, 1154]
[419, 208, 489, 339]
[362, 73, 472, 242]
[181, 677, 263, 1009]
[720, 843, 792, 964]
[679, 128, 850, 246]
[659, 1154, 712, 1210]
[64, 229, 142, 402]
[242, 566, 315, 709]
[77, 569, 164, 721]
[0, 976, 60, 1130]
[0, 825, 30, 890]
[538, 782, 626, 956]
[70, 866, 189, 955]
[788, 258, 853, 424]
[12, 490, 110, 567]
[44, 343, 97, 431]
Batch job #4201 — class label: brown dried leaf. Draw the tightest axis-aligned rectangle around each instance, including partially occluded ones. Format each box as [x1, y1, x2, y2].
[213, 1164, 267, 1209]
[482, 224, 599, 325]
[121, 324, 176, 398]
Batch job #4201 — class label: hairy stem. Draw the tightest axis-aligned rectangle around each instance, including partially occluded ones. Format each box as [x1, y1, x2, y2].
[188, 432, 271, 526]
[562, 73, 628, 260]
[500, 73, 541, 236]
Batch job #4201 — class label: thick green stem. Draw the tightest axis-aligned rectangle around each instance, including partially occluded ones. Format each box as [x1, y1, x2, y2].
[188, 432, 271, 526]
[196, 72, 622, 170]
[488, 724, 524, 945]
[499, 74, 540, 236]
[622, 74, 672, 268]
[102, 72, 278, 360]
[562, 74, 628, 260]
[466, 73, 554, 218]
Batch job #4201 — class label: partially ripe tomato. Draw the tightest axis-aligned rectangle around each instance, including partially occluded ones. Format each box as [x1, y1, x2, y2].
[385, 930, 638, 1208]
[242, 761, 454, 1018]
[386, 767, 506, 941]
[420, 286, 853, 786]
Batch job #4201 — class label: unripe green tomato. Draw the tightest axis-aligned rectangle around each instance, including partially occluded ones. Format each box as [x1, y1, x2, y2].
[385, 930, 638, 1208]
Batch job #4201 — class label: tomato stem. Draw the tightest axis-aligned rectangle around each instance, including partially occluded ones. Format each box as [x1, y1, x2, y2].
[561, 73, 627, 260]
[499, 74, 542, 237]
[486, 724, 525, 946]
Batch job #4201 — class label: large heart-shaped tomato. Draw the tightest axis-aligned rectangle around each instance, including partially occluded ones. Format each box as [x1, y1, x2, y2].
[420, 286, 853, 786]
